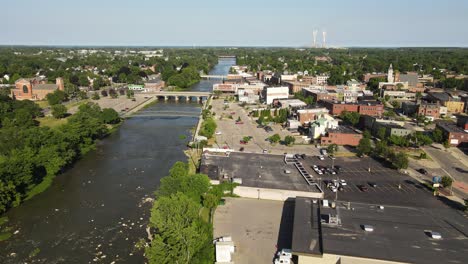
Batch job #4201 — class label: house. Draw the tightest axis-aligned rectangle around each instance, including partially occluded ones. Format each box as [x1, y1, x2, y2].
[11, 77, 64, 100]
[320, 126, 363, 146]
[436, 121, 468, 146]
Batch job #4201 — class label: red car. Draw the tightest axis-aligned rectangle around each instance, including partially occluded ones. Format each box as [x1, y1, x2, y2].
[357, 185, 369, 192]
[240, 140, 247, 145]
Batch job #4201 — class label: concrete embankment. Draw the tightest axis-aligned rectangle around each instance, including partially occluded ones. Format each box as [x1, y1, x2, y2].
[122, 96, 157, 118]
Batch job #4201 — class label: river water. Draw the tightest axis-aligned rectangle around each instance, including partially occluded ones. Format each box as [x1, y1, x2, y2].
[0, 58, 235, 263]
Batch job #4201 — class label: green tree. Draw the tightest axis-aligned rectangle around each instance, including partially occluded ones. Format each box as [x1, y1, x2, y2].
[340, 111, 360, 127]
[269, 134, 281, 144]
[92, 92, 100, 100]
[146, 193, 211, 264]
[46, 90, 68, 105]
[284, 135, 295, 146]
[51, 104, 67, 119]
[377, 127, 387, 140]
[432, 128, 444, 143]
[199, 118, 217, 139]
[391, 152, 409, 170]
[357, 137, 372, 156]
[100, 108, 120, 124]
[327, 144, 338, 155]
[440, 176, 453, 188]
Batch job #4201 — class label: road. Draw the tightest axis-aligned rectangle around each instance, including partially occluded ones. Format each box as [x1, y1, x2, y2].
[420, 145, 468, 198]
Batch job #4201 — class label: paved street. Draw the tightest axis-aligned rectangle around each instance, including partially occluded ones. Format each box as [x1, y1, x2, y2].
[422, 145, 468, 198]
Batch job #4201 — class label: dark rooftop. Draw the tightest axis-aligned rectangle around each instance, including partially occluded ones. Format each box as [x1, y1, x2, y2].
[327, 126, 361, 134]
[291, 198, 322, 255]
[292, 198, 468, 264]
[321, 99, 382, 106]
[200, 152, 322, 193]
[436, 121, 467, 133]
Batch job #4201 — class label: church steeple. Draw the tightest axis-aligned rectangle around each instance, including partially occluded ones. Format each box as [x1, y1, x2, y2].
[388, 64, 394, 83]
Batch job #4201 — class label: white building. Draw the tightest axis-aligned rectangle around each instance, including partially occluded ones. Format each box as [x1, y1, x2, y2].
[309, 114, 339, 139]
[238, 89, 259, 104]
[264, 86, 289, 104]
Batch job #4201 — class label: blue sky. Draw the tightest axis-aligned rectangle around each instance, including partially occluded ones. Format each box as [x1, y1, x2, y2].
[3, 0, 468, 47]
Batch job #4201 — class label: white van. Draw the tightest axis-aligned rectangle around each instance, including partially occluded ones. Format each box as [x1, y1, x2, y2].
[322, 199, 329, 208]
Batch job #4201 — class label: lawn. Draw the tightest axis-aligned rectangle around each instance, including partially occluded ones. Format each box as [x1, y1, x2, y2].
[37, 116, 68, 128]
[35, 100, 50, 108]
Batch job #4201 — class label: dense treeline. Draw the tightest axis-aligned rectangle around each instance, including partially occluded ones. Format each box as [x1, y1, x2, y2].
[0, 96, 120, 213]
[145, 162, 235, 264]
[232, 48, 468, 86]
[0, 47, 219, 93]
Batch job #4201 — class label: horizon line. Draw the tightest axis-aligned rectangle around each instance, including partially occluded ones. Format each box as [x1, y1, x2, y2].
[1, 44, 468, 49]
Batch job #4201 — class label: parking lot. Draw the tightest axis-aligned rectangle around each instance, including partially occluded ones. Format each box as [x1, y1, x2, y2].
[211, 98, 320, 155]
[301, 155, 442, 208]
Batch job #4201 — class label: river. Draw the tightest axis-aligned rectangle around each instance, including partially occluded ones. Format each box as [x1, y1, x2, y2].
[0, 57, 236, 263]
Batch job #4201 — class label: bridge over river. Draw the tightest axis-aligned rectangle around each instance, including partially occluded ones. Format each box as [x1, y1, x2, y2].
[143, 91, 212, 101]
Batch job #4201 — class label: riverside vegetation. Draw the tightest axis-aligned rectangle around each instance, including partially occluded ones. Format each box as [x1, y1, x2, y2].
[0, 96, 121, 215]
[145, 162, 236, 264]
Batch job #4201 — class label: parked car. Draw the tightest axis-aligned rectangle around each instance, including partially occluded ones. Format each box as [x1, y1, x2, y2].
[318, 155, 325, 160]
[239, 147, 244, 151]
[418, 168, 428, 175]
[215, 131, 222, 135]
[339, 179, 347, 186]
[235, 121, 244, 124]
[368, 182, 377, 188]
[330, 186, 338, 192]
[240, 140, 247, 145]
[329, 155, 336, 160]
[358, 185, 369, 192]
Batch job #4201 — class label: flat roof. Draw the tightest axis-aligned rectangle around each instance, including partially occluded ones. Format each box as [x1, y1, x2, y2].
[327, 126, 360, 134]
[200, 152, 322, 193]
[291, 198, 321, 255]
[436, 121, 467, 133]
[292, 198, 468, 264]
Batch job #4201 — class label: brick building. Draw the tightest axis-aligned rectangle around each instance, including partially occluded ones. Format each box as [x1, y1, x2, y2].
[417, 102, 441, 119]
[320, 126, 363, 146]
[11, 77, 64, 100]
[320, 100, 383, 117]
[296, 108, 329, 124]
[436, 121, 468, 146]
[302, 88, 337, 103]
